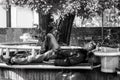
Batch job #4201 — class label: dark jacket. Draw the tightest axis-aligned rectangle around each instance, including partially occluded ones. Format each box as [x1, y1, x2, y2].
[54, 49, 87, 66]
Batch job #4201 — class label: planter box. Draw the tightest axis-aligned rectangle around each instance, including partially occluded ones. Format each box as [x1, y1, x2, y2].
[94, 47, 120, 73]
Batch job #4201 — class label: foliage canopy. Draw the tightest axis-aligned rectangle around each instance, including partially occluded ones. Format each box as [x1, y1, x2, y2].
[2, 0, 119, 18]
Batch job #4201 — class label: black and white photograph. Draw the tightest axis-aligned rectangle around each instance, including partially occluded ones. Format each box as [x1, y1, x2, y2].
[0, 0, 120, 80]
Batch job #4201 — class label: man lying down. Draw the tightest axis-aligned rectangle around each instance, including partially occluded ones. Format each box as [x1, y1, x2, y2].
[0, 28, 100, 66]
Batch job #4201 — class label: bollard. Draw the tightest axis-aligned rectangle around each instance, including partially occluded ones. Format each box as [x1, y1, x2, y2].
[6, 48, 10, 59]
[0, 48, 3, 56]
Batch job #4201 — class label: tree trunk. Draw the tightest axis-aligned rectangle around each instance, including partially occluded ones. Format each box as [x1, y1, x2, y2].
[58, 13, 75, 45]
[38, 13, 51, 32]
[38, 13, 75, 46]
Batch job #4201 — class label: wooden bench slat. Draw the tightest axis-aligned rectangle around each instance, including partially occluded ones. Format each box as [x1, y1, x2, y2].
[0, 45, 82, 50]
[0, 63, 100, 70]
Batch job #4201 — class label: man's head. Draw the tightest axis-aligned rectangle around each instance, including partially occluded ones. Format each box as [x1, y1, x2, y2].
[84, 41, 96, 51]
[52, 28, 59, 36]
[48, 26, 59, 37]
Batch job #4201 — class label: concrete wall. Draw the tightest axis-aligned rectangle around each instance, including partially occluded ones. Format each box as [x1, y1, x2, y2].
[0, 27, 120, 46]
[0, 28, 33, 43]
